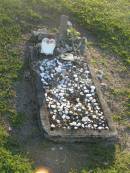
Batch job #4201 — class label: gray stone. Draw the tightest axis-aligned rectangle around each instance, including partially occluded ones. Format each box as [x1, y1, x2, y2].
[96, 70, 104, 81]
[100, 83, 108, 91]
[58, 15, 69, 41]
[79, 37, 87, 55]
[59, 146, 63, 150]
[98, 70, 104, 75]
[97, 74, 103, 81]
[32, 28, 48, 41]
[24, 71, 31, 80]
[51, 147, 56, 151]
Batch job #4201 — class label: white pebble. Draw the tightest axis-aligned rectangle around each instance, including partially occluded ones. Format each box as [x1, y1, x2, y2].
[98, 126, 103, 130]
[82, 124, 85, 128]
[52, 115, 56, 120]
[56, 120, 60, 124]
[84, 89, 89, 93]
[51, 104, 56, 109]
[82, 117, 89, 122]
[70, 122, 77, 126]
[62, 115, 66, 119]
[92, 115, 97, 119]
[91, 86, 96, 90]
[66, 116, 70, 120]
[86, 94, 92, 97]
[51, 124, 55, 128]
[77, 123, 81, 127]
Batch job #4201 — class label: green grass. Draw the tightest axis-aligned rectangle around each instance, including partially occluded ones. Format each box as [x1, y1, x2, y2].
[0, 147, 32, 173]
[0, 0, 130, 172]
[110, 87, 130, 127]
[63, 0, 130, 66]
[68, 145, 130, 173]
[0, 0, 33, 171]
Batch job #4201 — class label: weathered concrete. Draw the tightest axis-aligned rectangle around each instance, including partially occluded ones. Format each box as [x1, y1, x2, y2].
[58, 15, 69, 42]
[28, 45, 117, 142]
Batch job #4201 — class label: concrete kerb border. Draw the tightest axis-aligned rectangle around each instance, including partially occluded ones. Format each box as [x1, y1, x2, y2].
[28, 45, 117, 142]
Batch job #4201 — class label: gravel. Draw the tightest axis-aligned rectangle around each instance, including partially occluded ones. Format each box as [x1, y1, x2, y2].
[38, 57, 109, 131]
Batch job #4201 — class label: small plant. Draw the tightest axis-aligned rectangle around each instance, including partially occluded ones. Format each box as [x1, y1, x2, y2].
[67, 27, 81, 40]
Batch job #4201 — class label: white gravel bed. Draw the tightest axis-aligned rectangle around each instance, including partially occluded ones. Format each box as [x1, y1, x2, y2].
[39, 57, 109, 130]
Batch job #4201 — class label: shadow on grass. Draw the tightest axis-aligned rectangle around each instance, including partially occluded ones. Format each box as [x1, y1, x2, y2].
[30, 139, 116, 173]
[59, 141, 116, 173]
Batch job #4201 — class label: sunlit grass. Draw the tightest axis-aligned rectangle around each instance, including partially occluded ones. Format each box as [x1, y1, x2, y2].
[0, 0, 130, 173]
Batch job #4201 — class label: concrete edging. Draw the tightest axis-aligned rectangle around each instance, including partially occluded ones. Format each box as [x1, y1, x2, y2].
[29, 46, 117, 142]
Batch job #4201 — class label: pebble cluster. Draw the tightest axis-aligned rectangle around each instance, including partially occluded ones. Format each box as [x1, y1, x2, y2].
[39, 58, 109, 130]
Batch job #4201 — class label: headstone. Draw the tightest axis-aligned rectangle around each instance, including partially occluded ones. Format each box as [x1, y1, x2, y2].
[58, 15, 69, 41]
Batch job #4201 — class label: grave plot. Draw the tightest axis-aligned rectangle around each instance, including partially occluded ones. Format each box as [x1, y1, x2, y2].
[30, 16, 117, 141]
[39, 58, 109, 131]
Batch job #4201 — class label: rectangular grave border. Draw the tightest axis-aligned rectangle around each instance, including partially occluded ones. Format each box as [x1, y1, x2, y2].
[28, 45, 118, 143]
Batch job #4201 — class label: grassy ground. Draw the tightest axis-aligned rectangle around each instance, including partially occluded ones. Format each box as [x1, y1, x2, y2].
[0, 0, 130, 172]
[63, 0, 130, 65]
